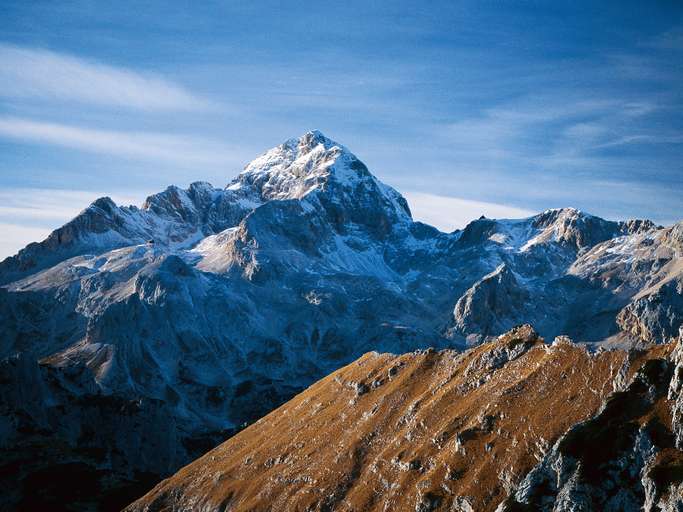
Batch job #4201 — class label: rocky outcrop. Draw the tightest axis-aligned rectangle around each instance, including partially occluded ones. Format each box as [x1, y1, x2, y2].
[530, 207, 656, 252]
[569, 220, 683, 295]
[500, 332, 683, 511]
[449, 265, 530, 344]
[127, 326, 683, 512]
[617, 275, 683, 344]
[668, 327, 683, 450]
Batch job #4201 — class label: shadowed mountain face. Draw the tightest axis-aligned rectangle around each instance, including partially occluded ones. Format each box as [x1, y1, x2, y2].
[126, 326, 683, 512]
[0, 132, 681, 509]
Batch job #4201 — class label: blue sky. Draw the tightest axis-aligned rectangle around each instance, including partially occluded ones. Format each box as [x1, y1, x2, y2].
[1, 1, 682, 257]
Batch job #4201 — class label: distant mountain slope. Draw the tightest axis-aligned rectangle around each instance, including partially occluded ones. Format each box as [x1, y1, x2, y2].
[0, 131, 681, 509]
[126, 326, 683, 512]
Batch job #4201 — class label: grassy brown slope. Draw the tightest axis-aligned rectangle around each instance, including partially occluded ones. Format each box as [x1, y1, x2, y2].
[126, 326, 669, 512]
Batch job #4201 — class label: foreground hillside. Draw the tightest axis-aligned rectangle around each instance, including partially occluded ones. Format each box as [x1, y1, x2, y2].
[128, 325, 683, 512]
[1, 131, 681, 508]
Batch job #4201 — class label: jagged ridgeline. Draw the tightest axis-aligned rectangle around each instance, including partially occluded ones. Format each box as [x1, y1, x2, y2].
[0, 131, 681, 510]
[127, 326, 683, 512]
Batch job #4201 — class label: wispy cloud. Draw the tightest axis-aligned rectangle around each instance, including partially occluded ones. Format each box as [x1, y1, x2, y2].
[0, 117, 241, 167]
[439, 92, 679, 174]
[403, 191, 535, 232]
[0, 44, 212, 111]
[594, 134, 683, 149]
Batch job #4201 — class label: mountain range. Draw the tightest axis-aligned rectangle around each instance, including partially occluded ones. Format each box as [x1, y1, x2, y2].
[0, 131, 681, 510]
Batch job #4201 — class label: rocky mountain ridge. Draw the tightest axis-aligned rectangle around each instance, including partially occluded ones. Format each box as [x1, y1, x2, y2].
[127, 325, 683, 511]
[0, 131, 681, 509]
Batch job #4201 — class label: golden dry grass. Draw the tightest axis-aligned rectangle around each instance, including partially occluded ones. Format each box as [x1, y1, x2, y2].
[128, 327, 675, 512]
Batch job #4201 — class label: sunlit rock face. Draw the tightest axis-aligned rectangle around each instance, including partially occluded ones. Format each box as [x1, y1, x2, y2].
[0, 131, 681, 510]
[127, 326, 683, 512]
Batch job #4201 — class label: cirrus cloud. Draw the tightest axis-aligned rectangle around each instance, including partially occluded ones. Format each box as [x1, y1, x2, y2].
[0, 116, 243, 167]
[0, 44, 212, 111]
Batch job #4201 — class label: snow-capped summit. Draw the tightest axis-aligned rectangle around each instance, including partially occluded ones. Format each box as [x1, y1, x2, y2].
[232, 130, 366, 199]
[229, 130, 411, 224]
[0, 131, 411, 284]
[526, 207, 656, 251]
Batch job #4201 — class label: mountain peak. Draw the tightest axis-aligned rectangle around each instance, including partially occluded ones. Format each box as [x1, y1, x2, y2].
[228, 132, 411, 223]
[533, 207, 588, 227]
[527, 207, 656, 252]
[289, 129, 338, 152]
[239, 130, 350, 184]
